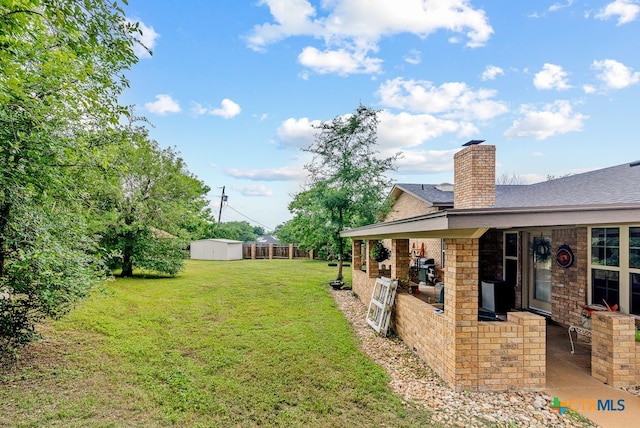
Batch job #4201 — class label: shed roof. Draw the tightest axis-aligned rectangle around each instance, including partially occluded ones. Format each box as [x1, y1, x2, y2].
[191, 238, 243, 244]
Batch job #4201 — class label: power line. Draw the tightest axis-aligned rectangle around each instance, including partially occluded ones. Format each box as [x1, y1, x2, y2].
[225, 204, 273, 231]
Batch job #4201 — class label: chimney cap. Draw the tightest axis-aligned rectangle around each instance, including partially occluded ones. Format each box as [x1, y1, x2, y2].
[462, 139, 485, 147]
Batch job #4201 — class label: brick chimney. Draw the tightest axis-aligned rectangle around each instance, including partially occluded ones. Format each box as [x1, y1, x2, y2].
[453, 141, 495, 209]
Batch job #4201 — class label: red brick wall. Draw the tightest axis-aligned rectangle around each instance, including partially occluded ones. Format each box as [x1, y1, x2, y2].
[454, 145, 496, 209]
[551, 227, 588, 327]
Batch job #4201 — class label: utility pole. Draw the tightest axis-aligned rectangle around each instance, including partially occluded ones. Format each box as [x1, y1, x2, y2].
[217, 186, 226, 226]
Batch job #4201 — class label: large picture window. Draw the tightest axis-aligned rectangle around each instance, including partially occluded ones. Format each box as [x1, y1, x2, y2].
[590, 225, 640, 316]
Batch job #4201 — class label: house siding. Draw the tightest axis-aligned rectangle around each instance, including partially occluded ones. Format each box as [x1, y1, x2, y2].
[385, 191, 435, 221]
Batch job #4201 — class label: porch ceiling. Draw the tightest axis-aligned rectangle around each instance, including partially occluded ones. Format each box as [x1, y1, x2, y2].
[340, 203, 640, 240]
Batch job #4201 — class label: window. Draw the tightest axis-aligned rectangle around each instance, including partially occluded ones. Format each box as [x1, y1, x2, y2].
[592, 269, 619, 307]
[630, 273, 640, 316]
[591, 227, 619, 267]
[504, 232, 518, 286]
[589, 225, 640, 315]
[441, 238, 446, 268]
[630, 227, 640, 269]
[630, 227, 640, 315]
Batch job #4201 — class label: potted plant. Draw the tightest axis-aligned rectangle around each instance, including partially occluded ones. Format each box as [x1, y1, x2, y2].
[370, 242, 391, 267]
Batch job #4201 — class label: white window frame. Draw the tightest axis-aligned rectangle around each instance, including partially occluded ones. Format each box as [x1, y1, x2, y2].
[588, 225, 640, 316]
[503, 231, 518, 283]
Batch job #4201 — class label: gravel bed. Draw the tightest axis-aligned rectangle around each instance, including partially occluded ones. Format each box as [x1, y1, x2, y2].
[330, 288, 597, 428]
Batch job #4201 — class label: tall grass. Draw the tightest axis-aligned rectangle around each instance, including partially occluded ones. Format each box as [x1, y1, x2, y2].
[0, 260, 434, 427]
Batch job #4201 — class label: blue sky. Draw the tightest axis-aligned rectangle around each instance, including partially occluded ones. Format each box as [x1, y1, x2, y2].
[120, 0, 640, 231]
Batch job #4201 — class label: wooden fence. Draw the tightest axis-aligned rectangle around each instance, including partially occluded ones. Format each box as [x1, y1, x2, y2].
[242, 243, 316, 260]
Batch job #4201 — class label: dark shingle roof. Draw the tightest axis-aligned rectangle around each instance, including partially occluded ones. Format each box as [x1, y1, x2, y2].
[496, 162, 640, 207]
[394, 162, 640, 209]
[393, 183, 454, 206]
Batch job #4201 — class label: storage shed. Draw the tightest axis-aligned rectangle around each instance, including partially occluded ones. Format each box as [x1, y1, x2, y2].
[190, 239, 243, 261]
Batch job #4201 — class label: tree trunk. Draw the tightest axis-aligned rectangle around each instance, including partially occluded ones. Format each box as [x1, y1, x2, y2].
[120, 252, 133, 277]
[336, 235, 344, 281]
[0, 201, 10, 278]
[120, 229, 134, 277]
[336, 208, 344, 281]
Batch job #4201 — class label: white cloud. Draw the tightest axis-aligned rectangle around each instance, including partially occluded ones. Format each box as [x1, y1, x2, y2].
[549, 0, 575, 12]
[504, 100, 587, 140]
[394, 149, 459, 174]
[403, 49, 421, 65]
[127, 19, 159, 59]
[582, 84, 597, 94]
[247, 0, 493, 75]
[533, 63, 571, 90]
[276, 117, 321, 149]
[144, 94, 181, 115]
[192, 99, 242, 119]
[212, 99, 241, 118]
[592, 59, 640, 89]
[376, 78, 508, 121]
[481, 65, 504, 81]
[226, 167, 306, 181]
[377, 110, 474, 150]
[231, 185, 274, 197]
[595, 0, 640, 25]
[298, 47, 383, 75]
[191, 103, 208, 115]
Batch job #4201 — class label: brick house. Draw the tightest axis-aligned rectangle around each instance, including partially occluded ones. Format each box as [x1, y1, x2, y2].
[341, 141, 640, 392]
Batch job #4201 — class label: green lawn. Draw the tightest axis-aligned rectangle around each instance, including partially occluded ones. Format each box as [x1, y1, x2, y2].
[0, 259, 434, 427]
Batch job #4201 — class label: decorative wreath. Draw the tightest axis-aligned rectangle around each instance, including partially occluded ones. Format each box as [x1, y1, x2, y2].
[556, 244, 574, 268]
[370, 241, 391, 263]
[531, 238, 552, 262]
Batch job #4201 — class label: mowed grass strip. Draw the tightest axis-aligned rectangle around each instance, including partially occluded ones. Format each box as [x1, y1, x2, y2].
[0, 260, 434, 427]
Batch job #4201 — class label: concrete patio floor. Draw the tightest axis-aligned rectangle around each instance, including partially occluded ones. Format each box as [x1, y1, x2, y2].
[545, 322, 640, 428]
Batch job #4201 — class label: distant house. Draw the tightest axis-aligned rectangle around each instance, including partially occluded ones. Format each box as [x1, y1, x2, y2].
[190, 239, 243, 261]
[342, 141, 640, 392]
[254, 235, 279, 244]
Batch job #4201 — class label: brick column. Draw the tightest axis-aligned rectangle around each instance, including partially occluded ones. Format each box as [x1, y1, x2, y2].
[391, 239, 410, 281]
[251, 243, 256, 260]
[353, 240, 363, 271]
[367, 240, 379, 278]
[444, 238, 480, 391]
[268, 244, 273, 259]
[591, 311, 636, 387]
[289, 244, 294, 259]
[509, 312, 546, 389]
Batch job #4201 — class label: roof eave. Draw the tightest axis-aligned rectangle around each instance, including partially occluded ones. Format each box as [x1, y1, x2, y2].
[340, 203, 640, 240]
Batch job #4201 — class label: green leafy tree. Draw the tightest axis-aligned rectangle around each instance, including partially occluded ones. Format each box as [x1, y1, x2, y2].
[211, 221, 261, 242]
[0, 0, 139, 353]
[274, 221, 302, 244]
[288, 105, 400, 281]
[97, 128, 211, 277]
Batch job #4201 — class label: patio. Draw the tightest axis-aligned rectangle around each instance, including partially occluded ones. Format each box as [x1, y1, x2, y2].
[410, 282, 596, 382]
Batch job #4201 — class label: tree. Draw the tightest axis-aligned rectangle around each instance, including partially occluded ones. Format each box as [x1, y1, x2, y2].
[1, 0, 140, 354]
[274, 221, 303, 245]
[496, 172, 528, 185]
[211, 221, 261, 242]
[97, 128, 211, 277]
[288, 105, 400, 281]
